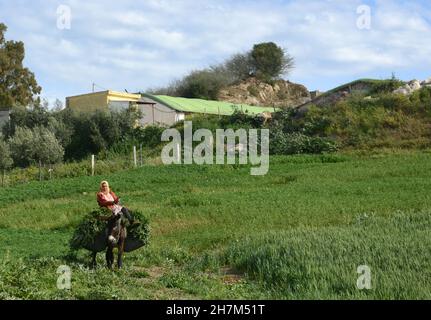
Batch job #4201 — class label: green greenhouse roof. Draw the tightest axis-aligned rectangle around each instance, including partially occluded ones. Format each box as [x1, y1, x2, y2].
[142, 94, 278, 116]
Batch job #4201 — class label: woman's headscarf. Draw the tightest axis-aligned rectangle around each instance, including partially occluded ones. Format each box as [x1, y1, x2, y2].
[99, 180, 110, 194]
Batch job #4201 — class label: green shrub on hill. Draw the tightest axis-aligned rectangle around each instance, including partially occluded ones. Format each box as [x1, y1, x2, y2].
[369, 77, 405, 95]
[270, 131, 338, 155]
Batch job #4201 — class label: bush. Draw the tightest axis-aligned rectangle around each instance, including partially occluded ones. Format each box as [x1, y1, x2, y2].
[224, 53, 253, 82]
[33, 126, 64, 165]
[369, 75, 404, 95]
[64, 108, 141, 161]
[70, 208, 150, 252]
[8, 126, 64, 167]
[219, 110, 266, 129]
[134, 125, 166, 148]
[177, 69, 229, 100]
[270, 131, 338, 155]
[0, 139, 12, 171]
[8, 126, 34, 167]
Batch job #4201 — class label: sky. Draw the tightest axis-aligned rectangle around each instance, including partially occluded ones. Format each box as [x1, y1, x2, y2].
[0, 0, 430, 106]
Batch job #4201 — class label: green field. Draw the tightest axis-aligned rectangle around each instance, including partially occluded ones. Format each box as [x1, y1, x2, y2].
[0, 151, 430, 300]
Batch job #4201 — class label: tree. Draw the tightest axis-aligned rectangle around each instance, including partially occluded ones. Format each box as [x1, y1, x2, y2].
[47, 116, 72, 147]
[250, 42, 295, 82]
[8, 126, 64, 168]
[0, 139, 12, 186]
[2, 105, 50, 138]
[8, 126, 35, 167]
[53, 99, 64, 111]
[0, 23, 41, 109]
[177, 69, 228, 100]
[33, 126, 64, 165]
[224, 53, 253, 81]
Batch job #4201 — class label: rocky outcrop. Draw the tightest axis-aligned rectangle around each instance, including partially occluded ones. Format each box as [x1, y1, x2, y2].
[218, 78, 311, 109]
[393, 78, 431, 95]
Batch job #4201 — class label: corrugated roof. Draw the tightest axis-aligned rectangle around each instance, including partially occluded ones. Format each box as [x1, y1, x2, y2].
[142, 93, 277, 116]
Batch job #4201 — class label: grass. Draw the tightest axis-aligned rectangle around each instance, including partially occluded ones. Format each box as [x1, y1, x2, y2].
[0, 151, 430, 299]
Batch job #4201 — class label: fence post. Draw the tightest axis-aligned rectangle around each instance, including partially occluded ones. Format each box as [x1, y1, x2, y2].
[91, 155, 95, 176]
[140, 144, 143, 167]
[133, 146, 137, 168]
[176, 142, 181, 164]
[39, 160, 42, 182]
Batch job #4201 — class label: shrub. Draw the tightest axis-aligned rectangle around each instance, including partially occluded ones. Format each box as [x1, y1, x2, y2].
[134, 125, 166, 148]
[270, 131, 338, 155]
[250, 42, 295, 82]
[70, 208, 150, 252]
[177, 69, 229, 100]
[33, 126, 64, 165]
[8, 126, 64, 167]
[224, 53, 253, 82]
[0, 139, 12, 171]
[369, 75, 405, 95]
[8, 127, 36, 167]
[219, 110, 266, 129]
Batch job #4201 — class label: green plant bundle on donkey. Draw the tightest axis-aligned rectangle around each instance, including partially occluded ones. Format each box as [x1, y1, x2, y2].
[70, 207, 150, 269]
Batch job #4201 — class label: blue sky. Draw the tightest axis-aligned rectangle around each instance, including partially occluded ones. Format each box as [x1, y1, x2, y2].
[1, 0, 430, 106]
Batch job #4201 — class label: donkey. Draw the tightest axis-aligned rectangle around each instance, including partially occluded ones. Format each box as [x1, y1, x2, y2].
[105, 213, 127, 269]
[91, 213, 127, 269]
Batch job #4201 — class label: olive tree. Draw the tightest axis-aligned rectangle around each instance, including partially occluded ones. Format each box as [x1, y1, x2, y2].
[9, 126, 64, 179]
[8, 126, 35, 167]
[0, 139, 12, 186]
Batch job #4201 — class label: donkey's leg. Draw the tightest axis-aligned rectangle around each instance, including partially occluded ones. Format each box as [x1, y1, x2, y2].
[106, 246, 114, 269]
[91, 251, 97, 269]
[117, 238, 125, 269]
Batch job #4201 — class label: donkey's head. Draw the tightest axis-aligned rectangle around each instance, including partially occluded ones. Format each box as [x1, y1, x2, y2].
[107, 214, 127, 246]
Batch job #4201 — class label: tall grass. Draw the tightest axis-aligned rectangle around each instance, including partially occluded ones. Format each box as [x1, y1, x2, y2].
[224, 211, 431, 299]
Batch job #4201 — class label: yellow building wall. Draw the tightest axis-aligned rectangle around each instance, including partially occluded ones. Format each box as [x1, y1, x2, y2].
[66, 91, 108, 113]
[66, 91, 141, 113]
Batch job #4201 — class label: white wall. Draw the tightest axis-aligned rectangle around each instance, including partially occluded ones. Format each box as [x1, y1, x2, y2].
[138, 103, 183, 127]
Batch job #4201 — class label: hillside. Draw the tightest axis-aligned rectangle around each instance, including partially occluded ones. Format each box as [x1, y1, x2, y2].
[218, 77, 311, 108]
[296, 77, 431, 114]
[272, 78, 431, 150]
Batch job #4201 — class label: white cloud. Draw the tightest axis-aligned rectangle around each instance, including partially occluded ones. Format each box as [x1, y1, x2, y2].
[0, 0, 430, 100]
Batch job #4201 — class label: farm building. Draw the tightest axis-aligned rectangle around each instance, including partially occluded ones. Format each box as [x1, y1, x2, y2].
[66, 90, 142, 113]
[139, 93, 276, 127]
[66, 90, 277, 127]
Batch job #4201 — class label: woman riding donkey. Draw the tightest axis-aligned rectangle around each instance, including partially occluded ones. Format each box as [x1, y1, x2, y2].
[97, 181, 139, 239]
[97, 180, 138, 269]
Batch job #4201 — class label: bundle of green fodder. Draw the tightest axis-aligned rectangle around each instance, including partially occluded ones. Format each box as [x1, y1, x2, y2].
[70, 208, 150, 252]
